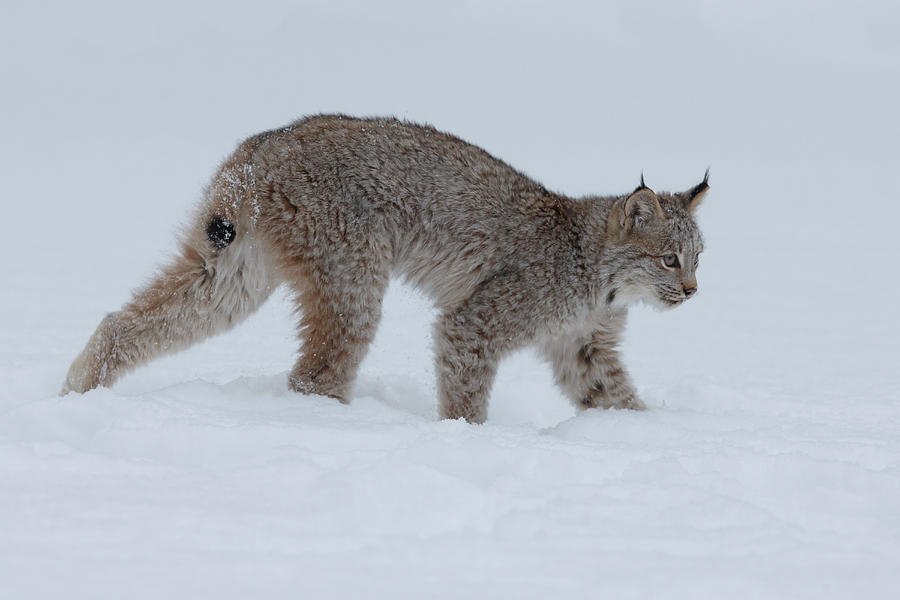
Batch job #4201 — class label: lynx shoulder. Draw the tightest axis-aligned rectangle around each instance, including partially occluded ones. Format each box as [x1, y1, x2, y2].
[62, 115, 709, 423]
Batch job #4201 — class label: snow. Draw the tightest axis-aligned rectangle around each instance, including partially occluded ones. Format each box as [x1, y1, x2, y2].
[2, 1, 899, 598]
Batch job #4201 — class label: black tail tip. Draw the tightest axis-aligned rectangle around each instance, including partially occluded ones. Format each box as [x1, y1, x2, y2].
[206, 217, 236, 249]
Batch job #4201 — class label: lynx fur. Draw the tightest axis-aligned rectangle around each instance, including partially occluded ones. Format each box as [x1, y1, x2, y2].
[62, 115, 709, 423]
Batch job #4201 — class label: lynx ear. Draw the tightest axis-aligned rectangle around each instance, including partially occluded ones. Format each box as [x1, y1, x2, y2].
[682, 168, 710, 213]
[616, 187, 664, 238]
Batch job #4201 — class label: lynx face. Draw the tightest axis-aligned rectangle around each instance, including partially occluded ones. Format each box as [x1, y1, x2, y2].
[641, 198, 704, 309]
[608, 172, 709, 311]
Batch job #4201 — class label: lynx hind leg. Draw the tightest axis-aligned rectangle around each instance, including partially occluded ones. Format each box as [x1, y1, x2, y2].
[285, 257, 389, 403]
[61, 217, 275, 394]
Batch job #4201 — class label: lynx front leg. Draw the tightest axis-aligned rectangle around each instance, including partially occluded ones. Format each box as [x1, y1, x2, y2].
[434, 311, 500, 424]
[541, 318, 645, 411]
[434, 270, 535, 424]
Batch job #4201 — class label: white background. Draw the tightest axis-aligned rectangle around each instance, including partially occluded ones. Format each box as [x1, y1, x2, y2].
[1, 1, 898, 598]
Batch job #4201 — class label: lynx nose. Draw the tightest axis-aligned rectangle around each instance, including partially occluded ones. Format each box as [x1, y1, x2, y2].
[683, 284, 698, 297]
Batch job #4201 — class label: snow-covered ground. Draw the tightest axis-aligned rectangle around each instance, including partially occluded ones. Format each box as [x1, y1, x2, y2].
[2, 1, 899, 598]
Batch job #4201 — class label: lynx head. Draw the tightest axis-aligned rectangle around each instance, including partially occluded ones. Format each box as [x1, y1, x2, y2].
[605, 171, 709, 310]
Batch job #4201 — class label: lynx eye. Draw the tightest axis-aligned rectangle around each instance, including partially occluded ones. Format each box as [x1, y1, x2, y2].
[662, 254, 680, 269]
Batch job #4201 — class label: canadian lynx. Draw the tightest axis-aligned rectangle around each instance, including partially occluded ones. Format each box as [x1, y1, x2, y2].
[62, 115, 709, 423]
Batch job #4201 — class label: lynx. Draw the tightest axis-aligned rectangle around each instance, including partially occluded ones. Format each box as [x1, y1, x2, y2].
[62, 115, 709, 423]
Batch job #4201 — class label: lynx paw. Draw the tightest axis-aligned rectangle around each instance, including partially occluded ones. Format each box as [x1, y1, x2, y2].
[60, 313, 121, 395]
[288, 372, 348, 403]
[60, 356, 99, 395]
[580, 383, 646, 411]
[616, 394, 646, 410]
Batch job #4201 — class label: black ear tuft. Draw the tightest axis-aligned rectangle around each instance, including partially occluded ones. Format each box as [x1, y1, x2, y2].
[689, 168, 710, 198]
[634, 171, 649, 194]
[684, 168, 710, 212]
[206, 217, 236, 249]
